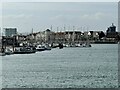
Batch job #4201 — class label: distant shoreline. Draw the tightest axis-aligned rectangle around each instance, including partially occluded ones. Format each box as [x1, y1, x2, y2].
[92, 41, 118, 44]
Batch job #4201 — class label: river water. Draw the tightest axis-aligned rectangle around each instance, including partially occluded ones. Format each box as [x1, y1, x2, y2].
[1, 44, 118, 88]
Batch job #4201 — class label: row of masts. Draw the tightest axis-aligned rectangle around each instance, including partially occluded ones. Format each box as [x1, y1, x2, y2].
[31, 25, 90, 33]
[30, 25, 90, 43]
[50, 25, 89, 31]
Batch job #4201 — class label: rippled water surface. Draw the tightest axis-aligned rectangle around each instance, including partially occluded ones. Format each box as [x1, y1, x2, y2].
[2, 44, 118, 88]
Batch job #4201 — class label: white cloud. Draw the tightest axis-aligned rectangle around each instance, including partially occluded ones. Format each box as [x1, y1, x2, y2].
[50, 15, 68, 21]
[81, 12, 107, 20]
[3, 14, 33, 19]
[94, 12, 106, 19]
[50, 15, 72, 24]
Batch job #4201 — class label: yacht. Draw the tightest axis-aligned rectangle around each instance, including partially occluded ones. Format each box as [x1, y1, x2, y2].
[36, 45, 46, 51]
[36, 44, 52, 51]
[14, 47, 36, 54]
[5, 48, 13, 55]
[0, 53, 6, 56]
[0, 48, 6, 56]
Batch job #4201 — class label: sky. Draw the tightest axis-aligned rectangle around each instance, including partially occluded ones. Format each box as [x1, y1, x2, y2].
[1, 0, 120, 2]
[1, 2, 118, 33]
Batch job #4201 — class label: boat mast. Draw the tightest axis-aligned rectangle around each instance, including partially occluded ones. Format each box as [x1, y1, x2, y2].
[32, 28, 33, 34]
[50, 25, 52, 31]
[72, 26, 75, 44]
[87, 27, 90, 43]
[57, 26, 59, 43]
[63, 25, 66, 44]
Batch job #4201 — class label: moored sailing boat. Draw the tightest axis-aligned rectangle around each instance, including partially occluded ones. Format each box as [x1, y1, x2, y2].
[14, 47, 36, 54]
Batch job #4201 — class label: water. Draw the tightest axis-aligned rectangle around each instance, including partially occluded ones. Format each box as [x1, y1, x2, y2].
[1, 44, 118, 88]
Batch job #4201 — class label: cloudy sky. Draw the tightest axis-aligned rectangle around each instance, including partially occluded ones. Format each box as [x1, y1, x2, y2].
[1, 2, 118, 33]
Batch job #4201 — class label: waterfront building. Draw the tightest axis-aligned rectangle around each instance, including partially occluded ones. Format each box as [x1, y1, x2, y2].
[4, 28, 17, 37]
[55, 32, 65, 43]
[65, 31, 82, 43]
[90, 31, 104, 40]
[2, 36, 18, 47]
[26, 33, 37, 44]
[89, 31, 99, 38]
[35, 31, 45, 44]
[44, 29, 55, 44]
[15, 34, 27, 45]
[107, 23, 116, 33]
[73, 31, 82, 42]
[106, 23, 117, 38]
[65, 31, 74, 43]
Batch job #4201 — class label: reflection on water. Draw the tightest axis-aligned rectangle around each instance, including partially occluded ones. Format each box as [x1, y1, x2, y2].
[2, 44, 118, 88]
